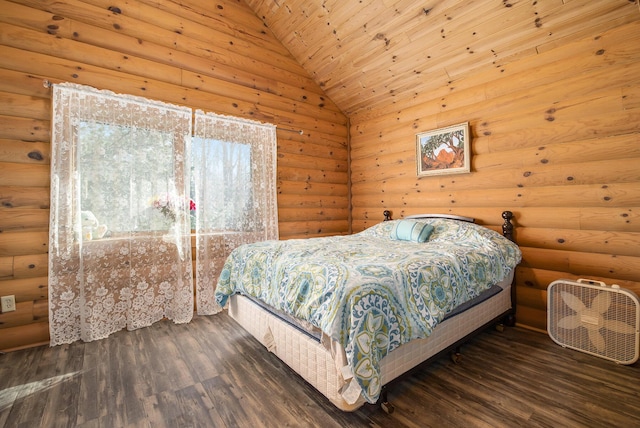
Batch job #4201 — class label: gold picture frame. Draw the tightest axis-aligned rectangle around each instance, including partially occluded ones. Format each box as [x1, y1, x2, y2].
[416, 122, 470, 177]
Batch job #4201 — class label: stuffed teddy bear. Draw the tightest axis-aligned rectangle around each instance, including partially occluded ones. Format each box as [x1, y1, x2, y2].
[81, 210, 108, 240]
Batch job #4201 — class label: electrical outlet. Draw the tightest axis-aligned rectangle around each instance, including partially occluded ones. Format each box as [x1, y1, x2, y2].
[1, 295, 16, 312]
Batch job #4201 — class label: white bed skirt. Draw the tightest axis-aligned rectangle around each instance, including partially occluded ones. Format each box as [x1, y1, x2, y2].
[227, 271, 513, 411]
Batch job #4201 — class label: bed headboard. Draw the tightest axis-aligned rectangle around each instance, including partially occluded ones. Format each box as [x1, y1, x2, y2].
[382, 210, 516, 240]
[501, 211, 515, 242]
[405, 213, 475, 223]
[383, 211, 474, 223]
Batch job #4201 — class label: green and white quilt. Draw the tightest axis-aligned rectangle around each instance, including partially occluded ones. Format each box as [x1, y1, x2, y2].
[215, 218, 522, 403]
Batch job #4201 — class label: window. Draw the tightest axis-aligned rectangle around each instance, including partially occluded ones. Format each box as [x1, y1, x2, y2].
[48, 84, 278, 344]
[192, 110, 278, 315]
[78, 121, 178, 233]
[191, 137, 253, 231]
[49, 83, 194, 345]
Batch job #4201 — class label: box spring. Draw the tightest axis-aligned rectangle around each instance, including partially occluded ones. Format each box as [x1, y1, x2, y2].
[227, 271, 513, 411]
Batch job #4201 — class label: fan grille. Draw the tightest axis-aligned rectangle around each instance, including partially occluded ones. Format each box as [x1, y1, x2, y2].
[548, 280, 640, 365]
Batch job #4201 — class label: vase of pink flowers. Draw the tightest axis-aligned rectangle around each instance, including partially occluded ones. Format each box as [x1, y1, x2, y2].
[150, 194, 196, 230]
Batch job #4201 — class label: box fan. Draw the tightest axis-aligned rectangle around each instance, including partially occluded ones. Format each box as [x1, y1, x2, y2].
[547, 279, 639, 365]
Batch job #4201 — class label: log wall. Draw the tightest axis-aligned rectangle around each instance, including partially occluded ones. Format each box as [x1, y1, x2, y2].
[0, 0, 348, 350]
[350, 18, 640, 332]
[2, 0, 638, 349]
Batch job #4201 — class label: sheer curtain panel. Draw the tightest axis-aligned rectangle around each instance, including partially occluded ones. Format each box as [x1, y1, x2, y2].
[49, 83, 194, 346]
[193, 110, 278, 315]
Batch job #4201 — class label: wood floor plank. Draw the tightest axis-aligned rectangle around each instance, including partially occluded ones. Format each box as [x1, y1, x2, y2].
[201, 374, 257, 427]
[1, 312, 638, 427]
[107, 332, 147, 426]
[130, 325, 175, 396]
[169, 323, 220, 383]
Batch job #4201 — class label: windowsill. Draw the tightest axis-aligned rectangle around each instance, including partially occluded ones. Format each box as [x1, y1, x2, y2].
[81, 229, 254, 244]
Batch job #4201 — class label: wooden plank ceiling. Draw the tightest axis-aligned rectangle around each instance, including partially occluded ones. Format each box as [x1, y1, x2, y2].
[244, 0, 638, 117]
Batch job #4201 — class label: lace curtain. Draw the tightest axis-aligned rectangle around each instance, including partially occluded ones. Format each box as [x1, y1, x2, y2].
[49, 83, 194, 345]
[193, 110, 278, 315]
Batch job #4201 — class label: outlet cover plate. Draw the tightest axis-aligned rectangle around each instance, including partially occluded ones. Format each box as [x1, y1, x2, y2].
[1, 295, 16, 312]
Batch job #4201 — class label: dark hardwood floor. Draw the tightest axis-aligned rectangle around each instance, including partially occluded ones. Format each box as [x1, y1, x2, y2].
[1, 312, 638, 428]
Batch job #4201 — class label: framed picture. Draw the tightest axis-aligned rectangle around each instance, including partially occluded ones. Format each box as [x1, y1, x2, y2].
[416, 122, 470, 177]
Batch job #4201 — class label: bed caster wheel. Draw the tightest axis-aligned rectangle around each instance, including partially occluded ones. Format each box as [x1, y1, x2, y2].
[451, 352, 463, 364]
[381, 401, 395, 414]
[495, 323, 504, 332]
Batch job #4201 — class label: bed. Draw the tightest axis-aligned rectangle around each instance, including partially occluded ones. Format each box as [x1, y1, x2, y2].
[214, 211, 522, 411]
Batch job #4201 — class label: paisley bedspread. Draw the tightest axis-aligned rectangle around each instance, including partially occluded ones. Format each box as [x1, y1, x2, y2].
[215, 218, 522, 403]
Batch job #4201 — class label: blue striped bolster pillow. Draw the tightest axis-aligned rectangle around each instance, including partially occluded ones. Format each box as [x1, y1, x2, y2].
[390, 220, 434, 243]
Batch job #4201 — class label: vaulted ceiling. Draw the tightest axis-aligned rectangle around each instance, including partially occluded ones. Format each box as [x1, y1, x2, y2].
[244, 0, 638, 118]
